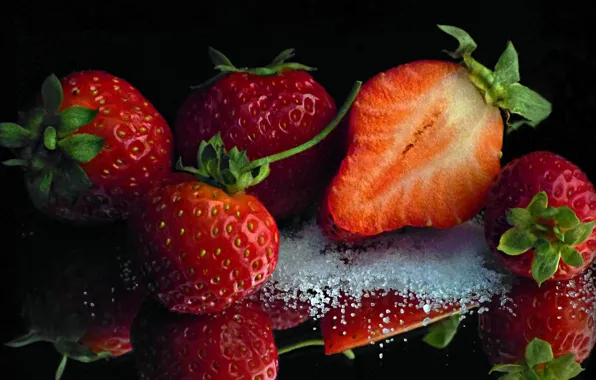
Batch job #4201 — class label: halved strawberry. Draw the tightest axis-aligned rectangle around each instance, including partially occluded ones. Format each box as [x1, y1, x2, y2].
[323, 25, 551, 238]
[319, 289, 472, 355]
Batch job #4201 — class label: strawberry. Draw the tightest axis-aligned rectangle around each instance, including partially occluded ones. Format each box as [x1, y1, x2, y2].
[175, 48, 340, 221]
[130, 298, 279, 380]
[320, 25, 552, 240]
[316, 189, 366, 243]
[0, 71, 173, 224]
[320, 289, 468, 355]
[129, 82, 361, 315]
[478, 275, 596, 378]
[484, 151, 596, 285]
[6, 242, 147, 379]
[251, 287, 311, 330]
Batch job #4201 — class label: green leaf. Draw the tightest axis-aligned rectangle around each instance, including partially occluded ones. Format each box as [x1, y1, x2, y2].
[423, 314, 461, 349]
[437, 24, 477, 59]
[497, 228, 537, 255]
[42, 73, 63, 114]
[560, 245, 584, 267]
[494, 42, 520, 86]
[3, 158, 28, 167]
[51, 161, 92, 204]
[0, 122, 32, 148]
[531, 239, 560, 285]
[545, 353, 583, 379]
[527, 192, 548, 215]
[489, 364, 524, 374]
[57, 134, 105, 163]
[525, 338, 554, 368]
[54, 341, 112, 363]
[58, 106, 99, 136]
[23, 107, 47, 136]
[553, 207, 580, 229]
[208, 47, 236, 68]
[537, 206, 559, 219]
[30, 171, 54, 206]
[44, 126, 57, 150]
[506, 208, 534, 229]
[563, 221, 595, 246]
[501, 82, 552, 133]
[553, 225, 565, 241]
[227, 147, 250, 178]
[499, 372, 527, 380]
[267, 48, 296, 66]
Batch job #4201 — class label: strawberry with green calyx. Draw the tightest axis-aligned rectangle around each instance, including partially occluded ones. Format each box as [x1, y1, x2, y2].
[0, 71, 174, 223]
[320, 25, 552, 241]
[130, 82, 361, 315]
[489, 338, 584, 380]
[497, 191, 595, 285]
[484, 151, 596, 285]
[176, 47, 341, 221]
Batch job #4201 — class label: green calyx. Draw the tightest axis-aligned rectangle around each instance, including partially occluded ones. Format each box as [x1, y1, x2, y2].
[4, 292, 112, 380]
[278, 339, 355, 360]
[489, 338, 584, 379]
[497, 191, 595, 286]
[177, 80, 363, 194]
[438, 25, 552, 134]
[0, 73, 104, 207]
[423, 313, 462, 349]
[190, 47, 317, 91]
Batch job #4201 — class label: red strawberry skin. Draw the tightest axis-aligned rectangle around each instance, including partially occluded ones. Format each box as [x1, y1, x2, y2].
[175, 70, 338, 221]
[478, 275, 596, 364]
[129, 177, 280, 315]
[130, 299, 279, 380]
[43, 71, 173, 223]
[484, 151, 596, 281]
[320, 290, 464, 354]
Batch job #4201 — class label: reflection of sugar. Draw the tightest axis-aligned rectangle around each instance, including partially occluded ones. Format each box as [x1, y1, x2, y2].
[256, 218, 511, 317]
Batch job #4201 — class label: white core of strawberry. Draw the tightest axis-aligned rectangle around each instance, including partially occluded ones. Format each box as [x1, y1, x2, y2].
[255, 217, 512, 320]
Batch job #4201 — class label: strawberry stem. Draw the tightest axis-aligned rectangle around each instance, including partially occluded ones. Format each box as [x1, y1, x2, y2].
[55, 355, 68, 380]
[240, 81, 362, 175]
[278, 339, 355, 360]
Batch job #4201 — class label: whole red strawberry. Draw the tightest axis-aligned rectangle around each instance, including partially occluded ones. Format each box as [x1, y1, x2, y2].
[175, 48, 339, 221]
[484, 151, 596, 285]
[0, 71, 173, 223]
[130, 82, 361, 315]
[130, 298, 279, 380]
[6, 244, 147, 379]
[478, 274, 596, 378]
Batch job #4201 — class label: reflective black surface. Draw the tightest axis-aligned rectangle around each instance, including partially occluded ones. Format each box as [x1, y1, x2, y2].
[3, 1, 595, 378]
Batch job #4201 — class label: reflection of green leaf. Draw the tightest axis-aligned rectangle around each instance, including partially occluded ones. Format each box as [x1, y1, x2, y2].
[423, 314, 461, 349]
[545, 353, 583, 379]
[525, 338, 554, 368]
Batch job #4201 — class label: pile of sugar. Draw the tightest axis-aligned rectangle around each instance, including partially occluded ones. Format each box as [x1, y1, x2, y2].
[256, 218, 511, 318]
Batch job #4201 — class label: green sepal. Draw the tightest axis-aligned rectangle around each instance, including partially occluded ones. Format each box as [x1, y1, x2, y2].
[497, 228, 537, 255]
[422, 314, 461, 349]
[58, 106, 99, 137]
[563, 221, 595, 246]
[438, 25, 552, 133]
[52, 161, 93, 205]
[491, 339, 584, 380]
[44, 126, 58, 150]
[27, 171, 54, 207]
[0, 122, 32, 148]
[507, 208, 534, 229]
[559, 245, 584, 267]
[42, 74, 64, 114]
[22, 107, 47, 137]
[2, 158, 29, 167]
[54, 340, 112, 363]
[191, 47, 316, 91]
[532, 238, 561, 286]
[528, 192, 548, 214]
[57, 133, 106, 163]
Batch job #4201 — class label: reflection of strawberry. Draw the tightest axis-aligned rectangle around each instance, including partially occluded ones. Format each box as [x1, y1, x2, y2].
[320, 290, 465, 354]
[6, 244, 147, 379]
[130, 298, 279, 380]
[251, 287, 311, 330]
[484, 151, 596, 285]
[321, 25, 551, 240]
[0, 71, 173, 224]
[478, 275, 596, 376]
[175, 48, 339, 221]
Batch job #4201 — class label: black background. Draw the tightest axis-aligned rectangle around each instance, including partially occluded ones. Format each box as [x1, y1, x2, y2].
[2, 0, 596, 378]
